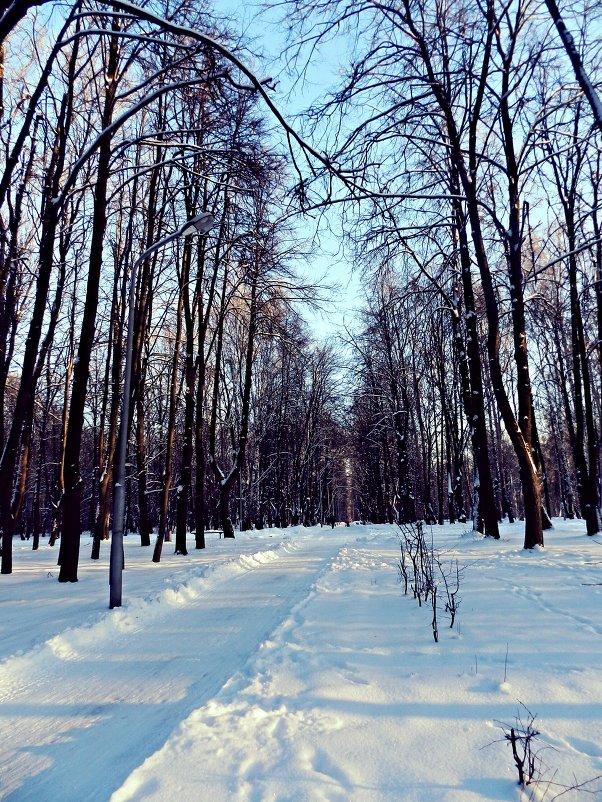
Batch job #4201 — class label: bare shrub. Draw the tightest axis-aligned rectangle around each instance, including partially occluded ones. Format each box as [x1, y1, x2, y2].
[491, 704, 602, 800]
[397, 521, 463, 642]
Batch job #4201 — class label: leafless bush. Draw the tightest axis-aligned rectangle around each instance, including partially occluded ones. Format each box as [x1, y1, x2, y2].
[398, 538, 410, 595]
[437, 556, 462, 629]
[397, 521, 463, 642]
[502, 705, 542, 787]
[492, 704, 602, 800]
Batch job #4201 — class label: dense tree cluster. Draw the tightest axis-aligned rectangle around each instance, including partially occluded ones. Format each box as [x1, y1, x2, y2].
[2, 0, 602, 589]
[283, 0, 602, 547]
[0, 0, 345, 581]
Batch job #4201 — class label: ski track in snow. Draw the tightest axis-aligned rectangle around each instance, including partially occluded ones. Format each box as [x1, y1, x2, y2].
[0, 534, 344, 801]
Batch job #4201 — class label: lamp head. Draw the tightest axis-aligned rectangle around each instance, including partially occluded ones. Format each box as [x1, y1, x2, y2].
[180, 212, 216, 237]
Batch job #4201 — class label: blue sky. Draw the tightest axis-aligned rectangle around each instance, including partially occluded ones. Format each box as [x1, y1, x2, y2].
[218, 0, 364, 342]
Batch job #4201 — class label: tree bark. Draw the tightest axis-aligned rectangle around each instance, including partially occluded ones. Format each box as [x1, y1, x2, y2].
[59, 20, 121, 581]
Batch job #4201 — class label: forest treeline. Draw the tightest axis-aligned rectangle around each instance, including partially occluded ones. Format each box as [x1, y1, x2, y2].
[287, 0, 602, 548]
[1, 0, 601, 583]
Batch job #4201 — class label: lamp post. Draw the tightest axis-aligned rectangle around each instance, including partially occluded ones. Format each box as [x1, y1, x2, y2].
[109, 211, 216, 609]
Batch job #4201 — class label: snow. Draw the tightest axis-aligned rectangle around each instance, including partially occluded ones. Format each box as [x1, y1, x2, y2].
[1, 521, 601, 801]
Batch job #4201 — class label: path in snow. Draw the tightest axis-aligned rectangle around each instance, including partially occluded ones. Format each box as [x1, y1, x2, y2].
[110, 539, 418, 802]
[108, 528, 602, 802]
[3, 522, 602, 802]
[0, 534, 343, 801]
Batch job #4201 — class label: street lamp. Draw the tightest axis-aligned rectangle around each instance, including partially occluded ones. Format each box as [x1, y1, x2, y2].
[109, 211, 216, 608]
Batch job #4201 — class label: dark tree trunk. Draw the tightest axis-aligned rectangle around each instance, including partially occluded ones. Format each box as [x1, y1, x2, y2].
[0, 80, 73, 572]
[175, 239, 194, 556]
[153, 262, 185, 562]
[59, 21, 121, 582]
[209, 237, 259, 539]
[544, 0, 602, 134]
[451, 186, 499, 538]
[91, 254, 124, 559]
[402, 0, 543, 547]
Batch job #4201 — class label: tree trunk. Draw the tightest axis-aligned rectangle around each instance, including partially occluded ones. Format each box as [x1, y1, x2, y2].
[153, 264, 185, 562]
[59, 20, 121, 582]
[0, 110, 67, 572]
[91, 252, 124, 559]
[451, 186, 499, 537]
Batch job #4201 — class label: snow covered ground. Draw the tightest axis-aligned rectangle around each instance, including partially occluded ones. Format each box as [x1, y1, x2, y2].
[1, 521, 601, 801]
